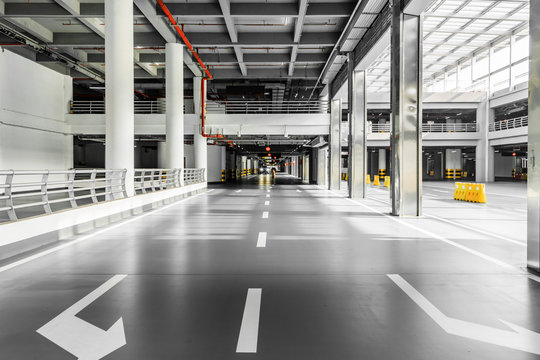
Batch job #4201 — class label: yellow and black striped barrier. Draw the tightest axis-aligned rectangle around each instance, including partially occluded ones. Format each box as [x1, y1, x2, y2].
[378, 169, 386, 177]
[221, 170, 226, 182]
[453, 182, 486, 203]
[512, 169, 516, 178]
[445, 169, 455, 179]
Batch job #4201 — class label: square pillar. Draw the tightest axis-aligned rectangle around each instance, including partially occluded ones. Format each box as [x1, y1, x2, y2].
[329, 99, 342, 190]
[348, 65, 367, 199]
[390, 0, 422, 216]
[528, 0, 540, 271]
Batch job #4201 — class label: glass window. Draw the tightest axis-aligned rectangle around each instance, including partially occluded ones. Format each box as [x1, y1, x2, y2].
[512, 31, 529, 63]
[491, 68, 510, 94]
[458, 60, 472, 90]
[491, 38, 510, 72]
[512, 60, 528, 86]
[473, 49, 489, 79]
[446, 69, 457, 91]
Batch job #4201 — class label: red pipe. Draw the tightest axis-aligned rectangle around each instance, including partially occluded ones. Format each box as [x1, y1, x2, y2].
[156, 0, 212, 80]
[200, 77, 222, 138]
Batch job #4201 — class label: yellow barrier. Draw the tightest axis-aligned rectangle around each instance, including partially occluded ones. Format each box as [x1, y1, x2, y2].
[384, 176, 390, 187]
[366, 174, 370, 184]
[373, 175, 380, 186]
[453, 182, 486, 203]
[221, 170, 226, 182]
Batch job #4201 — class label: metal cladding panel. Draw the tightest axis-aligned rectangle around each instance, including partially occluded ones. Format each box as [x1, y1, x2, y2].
[329, 99, 342, 190]
[390, 0, 422, 216]
[528, 0, 540, 271]
[349, 69, 367, 199]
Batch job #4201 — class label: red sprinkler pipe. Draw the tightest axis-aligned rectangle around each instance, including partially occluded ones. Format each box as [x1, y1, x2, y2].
[156, 0, 212, 80]
[200, 77, 222, 138]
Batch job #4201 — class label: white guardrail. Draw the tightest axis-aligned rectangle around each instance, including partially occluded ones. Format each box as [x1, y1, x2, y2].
[369, 122, 479, 133]
[70, 101, 195, 114]
[134, 168, 205, 194]
[0, 168, 205, 222]
[489, 116, 528, 131]
[206, 100, 330, 114]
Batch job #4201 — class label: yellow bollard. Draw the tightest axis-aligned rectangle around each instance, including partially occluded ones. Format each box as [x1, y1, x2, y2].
[384, 176, 390, 187]
[453, 182, 461, 200]
[477, 184, 486, 203]
[373, 175, 380, 186]
[464, 183, 473, 202]
[366, 174, 371, 184]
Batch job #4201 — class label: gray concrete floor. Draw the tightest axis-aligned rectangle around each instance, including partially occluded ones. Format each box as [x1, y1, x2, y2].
[0, 174, 538, 359]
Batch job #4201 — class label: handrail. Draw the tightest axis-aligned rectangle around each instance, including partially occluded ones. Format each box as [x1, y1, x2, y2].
[368, 122, 478, 133]
[69, 100, 194, 114]
[489, 116, 528, 132]
[0, 168, 206, 222]
[206, 100, 330, 114]
[0, 169, 126, 222]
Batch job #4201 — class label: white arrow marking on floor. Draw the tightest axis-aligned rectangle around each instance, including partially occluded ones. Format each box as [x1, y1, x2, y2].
[388, 274, 540, 355]
[257, 232, 267, 247]
[236, 288, 262, 353]
[267, 189, 270, 193]
[266, 194, 270, 198]
[262, 211, 269, 219]
[37, 275, 127, 360]
[264, 201, 270, 206]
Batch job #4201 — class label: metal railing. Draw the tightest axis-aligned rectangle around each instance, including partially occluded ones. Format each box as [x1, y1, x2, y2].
[489, 116, 528, 132]
[368, 122, 478, 133]
[70, 100, 193, 114]
[0, 168, 206, 222]
[206, 100, 330, 114]
[0, 169, 126, 221]
[184, 168, 206, 185]
[134, 169, 183, 194]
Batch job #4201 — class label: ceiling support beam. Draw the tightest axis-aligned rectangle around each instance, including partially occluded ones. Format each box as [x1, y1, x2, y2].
[218, 0, 246, 76]
[289, 0, 308, 77]
[134, 0, 201, 77]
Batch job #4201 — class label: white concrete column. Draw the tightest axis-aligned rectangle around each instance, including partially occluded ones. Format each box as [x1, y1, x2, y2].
[476, 100, 494, 182]
[157, 142, 167, 168]
[105, 0, 134, 196]
[303, 155, 310, 184]
[193, 77, 208, 180]
[378, 149, 386, 177]
[165, 43, 184, 186]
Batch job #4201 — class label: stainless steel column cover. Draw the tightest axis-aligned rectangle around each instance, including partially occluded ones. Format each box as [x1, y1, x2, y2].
[390, 0, 422, 216]
[528, 0, 540, 271]
[349, 69, 367, 199]
[329, 99, 342, 190]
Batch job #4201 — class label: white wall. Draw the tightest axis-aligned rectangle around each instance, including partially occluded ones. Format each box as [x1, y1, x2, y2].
[185, 144, 195, 168]
[0, 50, 72, 171]
[494, 152, 516, 177]
[207, 146, 224, 182]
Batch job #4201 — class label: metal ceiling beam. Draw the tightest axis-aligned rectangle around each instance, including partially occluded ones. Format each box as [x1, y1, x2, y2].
[50, 31, 340, 47]
[289, 0, 308, 76]
[218, 0, 246, 76]
[134, 0, 201, 77]
[0, 2, 353, 18]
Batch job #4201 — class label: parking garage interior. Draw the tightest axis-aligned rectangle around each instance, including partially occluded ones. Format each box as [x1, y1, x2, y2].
[0, 0, 540, 359]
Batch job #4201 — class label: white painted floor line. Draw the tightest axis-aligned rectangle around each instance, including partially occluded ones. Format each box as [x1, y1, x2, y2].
[426, 188, 449, 193]
[235, 190, 242, 193]
[389, 274, 540, 355]
[257, 232, 267, 247]
[297, 189, 302, 192]
[266, 194, 270, 198]
[262, 211, 269, 219]
[336, 193, 517, 271]
[0, 190, 210, 274]
[425, 213, 526, 247]
[237, 288, 262, 353]
[264, 201, 270, 206]
[267, 189, 271, 193]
